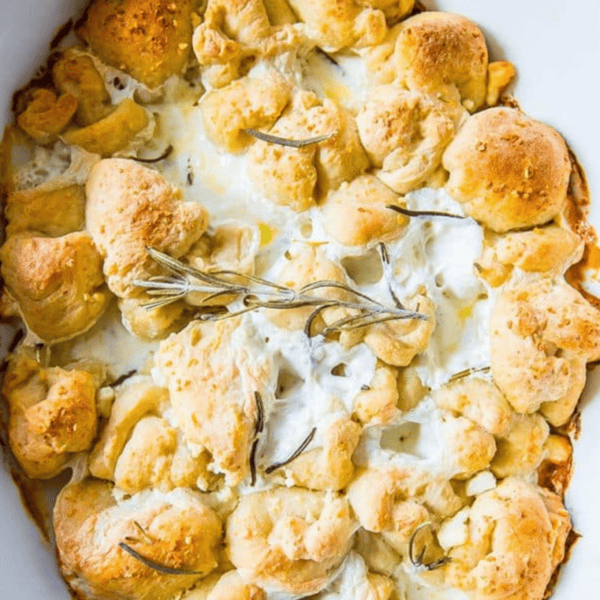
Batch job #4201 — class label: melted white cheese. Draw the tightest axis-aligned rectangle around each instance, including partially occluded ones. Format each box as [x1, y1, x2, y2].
[315, 553, 380, 600]
[353, 397, 446, 473]
[397, 572, 471, 600]
[301, 51, 369, 112]
[395, 190, 492, 389]
[12, 141, 72, 190]
[63, 302, 159, 379]
[253, 316, 376, 467]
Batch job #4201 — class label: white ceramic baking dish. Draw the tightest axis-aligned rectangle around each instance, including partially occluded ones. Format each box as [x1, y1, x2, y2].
[0, 0, 599, 598]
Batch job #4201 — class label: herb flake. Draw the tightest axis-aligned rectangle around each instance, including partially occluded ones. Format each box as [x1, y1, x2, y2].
[118, 542, 203, 576]
[387, 205, 465, 220]
[245, 128, 335, 148]
[126, 145, 173, 164]
[265, 427, 316, 474]
[408, 522, 451, 572]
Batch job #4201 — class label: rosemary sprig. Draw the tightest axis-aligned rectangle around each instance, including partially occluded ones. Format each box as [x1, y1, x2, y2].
[408, 522, 451, 572]
[387, 205, 465, 220]
[265, 427, 316, 474]
[245, 128, 335, 148]
[250, 392, 264, 487]
[118, 542, 203, 575]
[133, 248, 428, 337]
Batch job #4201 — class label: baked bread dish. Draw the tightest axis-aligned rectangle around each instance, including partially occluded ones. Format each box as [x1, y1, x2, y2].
[1, 1, 599, 599]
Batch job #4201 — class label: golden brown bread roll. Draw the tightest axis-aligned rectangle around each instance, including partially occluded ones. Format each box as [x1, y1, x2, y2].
[356, 86, 456, 194]
[117, 298, 188, 341]
[78, 0, 194, 88]
[62, 98, 152, 157]
[182, 571, 266, 600]
[477, 225, 583, 286]
[201, 73, 292, 153]
[334, 289, 435, 367]
[226, 487, 356, 594]
[286, 0, 389, 51]
[490, 277, 600, 423]
[432, 377, 512, 437]
[245, 91, 322, 211]
[491, 413, 549, 479]
[443, 107, 571, 232]
[154, 318, 272, 486]
[193, 0, 303, 88]
[445, 478, 571, 600]
[438, 413, 497, 480]
[0, 231, 110, 342]
[320, 174, 406, 246]
[2, 352, 100, 478]
[347, 466, 462, 545]
[85, 158, 209, 298]
[246, 91, 369, 209]
[53, 51, 113, 126]
[4, 184, 85, 237]
[269, 417, 361, 491]
[362, 0, 415, 22]
[394, 12, 488, 111]
[17, 89, 78, 145]
[90, 378, 215, 492]
[353, 364, 400, 425]
[185, 222, 260, 304]
[54, 480, 222, 600]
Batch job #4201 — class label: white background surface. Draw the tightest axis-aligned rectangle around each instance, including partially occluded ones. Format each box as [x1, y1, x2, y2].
[0, 0, 599, 598]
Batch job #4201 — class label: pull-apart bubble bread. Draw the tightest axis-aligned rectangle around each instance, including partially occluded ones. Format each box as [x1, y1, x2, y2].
[1, 2, 599, 600]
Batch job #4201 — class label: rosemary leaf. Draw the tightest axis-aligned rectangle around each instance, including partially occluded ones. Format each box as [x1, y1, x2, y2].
[254, 391, 265, 435]
[378, 242, 404, 309]
[315, 46, 341, 68]
[126, 145, 173, 163]
[387, 205, 465, 220]
[245, 128, 335, 148]
[408, 522, 451, 572]
[110, 369, 137, 388]
[133, 521, 153, 544]
[118, 542, 203, 576]
[299, 280, 383, 306]
[321, 311, 423, 336]
[304, 302, 339, 338]
[265, 427, 316, 474]
[139, 296, 187, 310]
[448, 366, 491, 383]
[249, 439, 259, 486]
